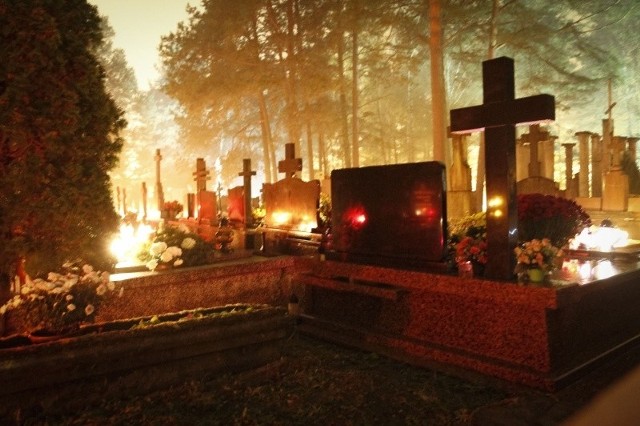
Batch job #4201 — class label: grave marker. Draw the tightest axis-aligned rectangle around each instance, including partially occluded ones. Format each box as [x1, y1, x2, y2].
[238, 159, 256, 226]
[154, 149, 164, 212]
[450, 56, 555, 280]
[278, 143, 302, 178]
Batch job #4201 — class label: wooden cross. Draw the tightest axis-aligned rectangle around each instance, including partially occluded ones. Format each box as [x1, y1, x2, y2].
[192, 158, 210, 192]
[238, 158, 256, 226]
[450, 57, 555, 280]
[278, 143, 302, 178]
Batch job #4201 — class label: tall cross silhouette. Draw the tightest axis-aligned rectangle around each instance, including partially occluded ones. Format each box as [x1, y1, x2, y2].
[450, 57, 555, 280]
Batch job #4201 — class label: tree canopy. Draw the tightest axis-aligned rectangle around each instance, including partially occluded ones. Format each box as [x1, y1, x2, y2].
[0, 0, 124, 283]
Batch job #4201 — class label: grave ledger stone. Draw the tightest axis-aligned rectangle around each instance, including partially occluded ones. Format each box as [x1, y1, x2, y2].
[330, 161, 447, 270]
[450, 56, 555, 281]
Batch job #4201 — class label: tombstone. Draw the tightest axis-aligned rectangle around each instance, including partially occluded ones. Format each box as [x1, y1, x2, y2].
[575, 131, 592, 197]
[227, 186, 245, 223]
[262, 144, 320, 231]
[447, 133, 474, 219]
[187, 193, 196, 218]
[238, 159, 256, 227]
[330, 162, 447, 270]
[154, 149, 165, 212]
[192, 158, 217, 223]
[516, 125, 560, 196]
[450, 56, 555, 281]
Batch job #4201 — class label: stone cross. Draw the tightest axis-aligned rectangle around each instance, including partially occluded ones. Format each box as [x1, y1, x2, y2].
[192, 158, 210, 192]
[450, 57, 555, 281]
[278, 143, 302, 179]
[238, 158, 256, 226]
[154, 149, 165, 211]
[520, 124, 549, 178]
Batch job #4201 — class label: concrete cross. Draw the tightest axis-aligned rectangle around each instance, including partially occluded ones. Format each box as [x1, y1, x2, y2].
[278, 143, 302, 178]
[238, 158, 257, 226]
[450, 57, 555, 280]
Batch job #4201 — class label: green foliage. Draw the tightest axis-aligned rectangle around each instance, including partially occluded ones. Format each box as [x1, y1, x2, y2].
[0, 0, 124, 279]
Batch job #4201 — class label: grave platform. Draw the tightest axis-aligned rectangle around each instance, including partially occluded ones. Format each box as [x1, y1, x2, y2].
[296, 259, 640, 391]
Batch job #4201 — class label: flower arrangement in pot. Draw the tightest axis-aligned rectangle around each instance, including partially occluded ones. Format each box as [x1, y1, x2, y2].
[139, 223, 214, 271]
[162, 200, 184, 220]
[449, 212, 487, 277]
[517, 193, 591, 248]
[514, 238, 563, 283]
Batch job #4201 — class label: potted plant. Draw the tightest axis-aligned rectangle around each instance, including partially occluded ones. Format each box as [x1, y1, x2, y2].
[517, 194, 591, 248]
[514, 238, 563, 283]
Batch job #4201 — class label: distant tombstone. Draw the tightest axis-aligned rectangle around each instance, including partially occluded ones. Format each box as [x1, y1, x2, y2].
[187, 193, 196, 218]
[450, 56, 555, 281]
[331, 162, 447, 269]
[562, 143, 578, 198]
[198, 191, 218, 223]
[262, 179, 320, 230]
[261, 143, 320, 231]
[448, 133, 474, 219]
[227, 186, 245, 223]
[154, 149, 165, 212]
[141, 182, 148, 219]
[238, 159, 256, 227]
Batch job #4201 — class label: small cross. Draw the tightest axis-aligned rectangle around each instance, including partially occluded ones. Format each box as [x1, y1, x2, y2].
[278, 143, 302, 178]
[192, 158, 210, 192]
[450, 57, 555, 281]
[520, 124, 550, 178]
[238, 158, 257, 226]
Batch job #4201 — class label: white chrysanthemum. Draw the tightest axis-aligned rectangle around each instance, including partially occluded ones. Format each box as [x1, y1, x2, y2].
[146, 259, 159, 271]
[167, 246, 182, 257]
[178, 223, 191, 234]
[181, 237, 196, 250]
[48, 272, 61, 282]
[101, 271, 111, 283]
[160, 250, 174, 263]
[64, 276, 78, 288]
[150, 242, 168, 256]
[84, 304, 95, 316]
[65, 294, 74, 301]
[96, 284, 107, 296]
[107, 281, 115, 291]
[173, 258, 184, 267]
[67, 303, 76, 312]
[82, 264, 94, 274]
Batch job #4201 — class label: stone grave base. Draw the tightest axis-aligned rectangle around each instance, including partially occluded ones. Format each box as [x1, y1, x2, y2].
[296, 259, 640, 391]
[0, 304, 292, 417]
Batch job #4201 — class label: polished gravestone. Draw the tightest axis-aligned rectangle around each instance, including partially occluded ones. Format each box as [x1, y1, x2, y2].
[329, 161, 448, 271]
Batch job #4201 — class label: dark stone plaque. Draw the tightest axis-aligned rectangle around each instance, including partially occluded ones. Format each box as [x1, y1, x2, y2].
[330, 162, 447, 270]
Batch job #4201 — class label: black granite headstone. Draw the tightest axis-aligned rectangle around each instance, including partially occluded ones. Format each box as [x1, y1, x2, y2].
[330, 162, 447, 270]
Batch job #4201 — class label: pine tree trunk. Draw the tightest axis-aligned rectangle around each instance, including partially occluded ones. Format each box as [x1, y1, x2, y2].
[429, 0, 447, 167]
